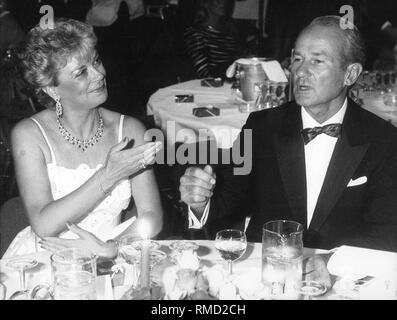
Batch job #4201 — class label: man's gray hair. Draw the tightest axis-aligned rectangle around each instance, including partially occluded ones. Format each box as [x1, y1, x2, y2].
[304, 15, 366, 68]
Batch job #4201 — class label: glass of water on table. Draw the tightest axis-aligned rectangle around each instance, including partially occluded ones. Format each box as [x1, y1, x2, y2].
[50, 248, 97, 300]
[261, 220, 304, 300]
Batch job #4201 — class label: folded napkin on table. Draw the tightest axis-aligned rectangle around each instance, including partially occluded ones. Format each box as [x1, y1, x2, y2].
[327, 245, 397, 279]
[226, 58, 288, 83]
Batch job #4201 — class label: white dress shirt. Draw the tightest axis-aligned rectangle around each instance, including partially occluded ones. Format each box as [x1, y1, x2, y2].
[302, 99, 347, 228]
[188, 99, 348, 229]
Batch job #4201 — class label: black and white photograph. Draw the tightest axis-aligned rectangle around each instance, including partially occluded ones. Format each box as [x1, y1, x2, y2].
[1, 0, 397, 306]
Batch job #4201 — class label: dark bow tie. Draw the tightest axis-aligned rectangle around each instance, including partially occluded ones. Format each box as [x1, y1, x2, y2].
[301, 123, 342, 145]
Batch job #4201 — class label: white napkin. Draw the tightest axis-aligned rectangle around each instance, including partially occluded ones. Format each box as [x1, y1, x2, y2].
[327, 245, 397, 279]
[226, 58, 262, 78]
[226, 58, 288, 83]
[260, 61, 288, 83]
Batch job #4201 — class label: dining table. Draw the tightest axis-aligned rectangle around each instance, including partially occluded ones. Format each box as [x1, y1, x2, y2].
[147, 79, 250, 149]
[1, 240, 396, 300]
[147, 79, 397, 150]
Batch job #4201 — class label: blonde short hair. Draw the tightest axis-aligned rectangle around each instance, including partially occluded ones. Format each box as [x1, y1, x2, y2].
[20, 18, 97, 92]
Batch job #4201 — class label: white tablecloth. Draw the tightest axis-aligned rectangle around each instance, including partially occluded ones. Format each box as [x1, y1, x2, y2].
[2, 240, 397, 300]
[147, 80, 250, 148]
[0, 240, 325, 300]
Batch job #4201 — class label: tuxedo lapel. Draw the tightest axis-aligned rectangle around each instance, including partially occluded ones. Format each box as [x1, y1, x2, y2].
[274, 103, 308, 228]
[307, 100, 370, 235]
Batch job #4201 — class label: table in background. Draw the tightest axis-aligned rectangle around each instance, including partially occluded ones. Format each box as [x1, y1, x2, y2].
[360, 90, 397, 127]
[147, 80, 397, 149]
[147, 80, 250, 148]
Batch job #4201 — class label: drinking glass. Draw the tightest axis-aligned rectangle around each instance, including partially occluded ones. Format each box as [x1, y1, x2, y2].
[168, 241, 199, 263]
[261, 220, 304, 300]
[50, 248, 97, 300]
[118, 235, 164, 287]
[296, 280, 327, 300]
[383, 91, 397, 107]
[6, 257, 38, 299]
[214, 229, 247, 276]
[255, 80, 278, 110]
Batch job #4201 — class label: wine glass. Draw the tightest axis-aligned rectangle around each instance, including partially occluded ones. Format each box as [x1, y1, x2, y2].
[215, 229, 247, 276]
[297, 280, 327, 300]
[6, 257, 38, 299]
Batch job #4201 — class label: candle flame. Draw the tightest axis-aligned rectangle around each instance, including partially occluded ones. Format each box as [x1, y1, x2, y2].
[138, 219, 150, 239]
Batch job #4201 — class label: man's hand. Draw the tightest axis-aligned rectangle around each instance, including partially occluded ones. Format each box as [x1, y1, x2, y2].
[179, 165, 216, 213]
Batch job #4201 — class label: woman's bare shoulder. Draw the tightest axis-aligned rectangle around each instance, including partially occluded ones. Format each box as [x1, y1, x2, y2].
[11, 110, 53, 145]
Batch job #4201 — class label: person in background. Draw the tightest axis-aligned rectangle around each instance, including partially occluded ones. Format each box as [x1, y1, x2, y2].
[0, 0, 24, 56]
[179, 16, 397, 253]
[354, 0, 397, 69]
[183, 0, 242, 79]
[3, 18, 163, 259]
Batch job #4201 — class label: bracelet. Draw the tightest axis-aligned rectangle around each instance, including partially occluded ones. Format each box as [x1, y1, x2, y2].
[99, 170, 111, 196]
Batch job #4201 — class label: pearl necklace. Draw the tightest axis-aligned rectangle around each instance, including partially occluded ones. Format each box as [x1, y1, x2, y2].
[56, 110, 104, 151]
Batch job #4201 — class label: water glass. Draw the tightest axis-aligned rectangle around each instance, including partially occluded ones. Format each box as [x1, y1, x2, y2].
[383, 91, 397, 107]
[261, 220, 304, 300]
[50, 248, 97, 300]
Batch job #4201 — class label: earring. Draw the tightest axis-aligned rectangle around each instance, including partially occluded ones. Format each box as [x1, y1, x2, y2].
[55, 97, 63, 118]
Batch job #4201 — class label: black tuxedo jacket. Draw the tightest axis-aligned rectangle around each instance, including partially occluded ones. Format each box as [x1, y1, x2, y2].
[207, 99, 397, 251]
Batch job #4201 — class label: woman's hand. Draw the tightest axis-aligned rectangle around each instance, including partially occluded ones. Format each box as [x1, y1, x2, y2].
[100, 138, 162, 191]
[39, 223, 118, 259]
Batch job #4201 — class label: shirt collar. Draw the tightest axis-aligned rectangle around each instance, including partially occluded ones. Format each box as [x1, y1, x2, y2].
[301, 98, 347, 129]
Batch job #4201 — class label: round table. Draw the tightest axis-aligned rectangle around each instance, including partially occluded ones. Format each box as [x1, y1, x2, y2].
[147, 80, 250, 149]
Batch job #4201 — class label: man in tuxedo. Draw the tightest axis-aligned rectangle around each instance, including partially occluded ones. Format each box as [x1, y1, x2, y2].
[179, 16, 397, 252]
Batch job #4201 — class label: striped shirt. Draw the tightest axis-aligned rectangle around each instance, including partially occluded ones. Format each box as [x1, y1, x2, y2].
[183, 25, 241, 78]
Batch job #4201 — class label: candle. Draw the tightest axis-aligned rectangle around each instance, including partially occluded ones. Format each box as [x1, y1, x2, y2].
[139, 219, 150, 288]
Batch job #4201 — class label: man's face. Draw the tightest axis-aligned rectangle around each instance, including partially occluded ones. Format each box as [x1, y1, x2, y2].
[291, 26, 349, 119]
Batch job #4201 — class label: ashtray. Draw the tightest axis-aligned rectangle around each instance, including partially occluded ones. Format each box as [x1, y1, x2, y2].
[131, 240, 161, 251]
[169, 241, 199, 252]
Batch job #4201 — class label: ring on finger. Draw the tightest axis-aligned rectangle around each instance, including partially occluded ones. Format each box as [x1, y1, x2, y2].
[139, 158, 147, 169]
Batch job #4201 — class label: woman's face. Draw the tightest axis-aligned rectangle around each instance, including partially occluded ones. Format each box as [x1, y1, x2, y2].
[52, 50, 107, 112]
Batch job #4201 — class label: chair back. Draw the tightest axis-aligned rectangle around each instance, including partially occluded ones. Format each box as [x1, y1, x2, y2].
[0, 197, 29, 257]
